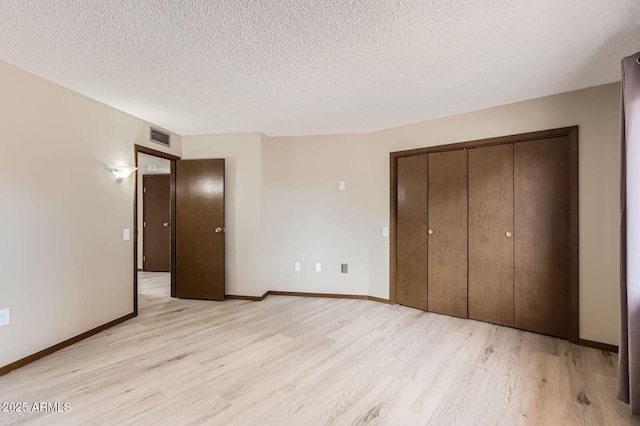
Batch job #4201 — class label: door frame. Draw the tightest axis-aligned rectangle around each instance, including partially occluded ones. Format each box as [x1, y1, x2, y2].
[389, 126, 579, 343]
[133, 144, 180, 315]
[142, 173, 171, 272]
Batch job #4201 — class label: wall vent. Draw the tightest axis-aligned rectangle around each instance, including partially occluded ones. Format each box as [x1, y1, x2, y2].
[150, 128, 170, 147]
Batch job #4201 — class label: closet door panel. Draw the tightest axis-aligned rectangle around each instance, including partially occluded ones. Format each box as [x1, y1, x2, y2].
[427, 150, 468, 318]
[514, 137, 570, 338]
[468, 144, 515, 327]
[396, 155, 428, 310]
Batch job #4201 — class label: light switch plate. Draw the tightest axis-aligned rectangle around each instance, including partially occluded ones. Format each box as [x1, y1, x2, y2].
[382, 227, 389, 237]
[123, 229, 131, 241]
[338, 181, 346, 191]
[294, 262, 301, 272]
[315, 263, 322, 272]
[0, 308, 10, 327]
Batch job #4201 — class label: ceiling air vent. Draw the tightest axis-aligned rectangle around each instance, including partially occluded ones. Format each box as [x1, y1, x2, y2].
[150, 128, 170, 147]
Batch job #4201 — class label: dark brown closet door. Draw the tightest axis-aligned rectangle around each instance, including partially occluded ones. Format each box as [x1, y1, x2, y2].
[514, 137, 570, 338]
[468, 144, 514, 327]
[427, 150, 468, 318]
[396, 155, 428, 310]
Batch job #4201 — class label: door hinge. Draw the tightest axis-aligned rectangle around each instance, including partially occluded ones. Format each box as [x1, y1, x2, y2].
[143, 187, 146, 193]
[143, 222, 146, 227]
[143, 256, 146, 262]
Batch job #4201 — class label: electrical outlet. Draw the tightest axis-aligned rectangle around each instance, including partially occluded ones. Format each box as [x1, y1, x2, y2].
[315, 263, 322, 272]
[341, 264, 348, 273]
[294, 262, 301, 272]
[0, 308, 10, 327]
[123, 229, 131, 241]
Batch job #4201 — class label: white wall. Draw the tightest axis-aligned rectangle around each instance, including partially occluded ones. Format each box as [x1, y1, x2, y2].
[181, 133, 264, 297]
[183, 83, 621, 346]
[0, 61, 181, 368]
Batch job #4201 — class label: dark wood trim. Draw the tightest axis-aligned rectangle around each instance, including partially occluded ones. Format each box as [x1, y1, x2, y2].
[267, 290, 371, 300]
[143, 174, 172, 179]
[579, 339, 618, 353]
[133, 144, 179, 314]
[268, 291, 390, 304]
[266, 291, 389, 303]
[389, 154, 398, 305]
[135, 145, 181, 161]
[567, 127, 579, 344]
[389, 126, 580, 343]
[170, 161, 177, 297]
[225, 294, 264, 301]
[224, 291, 389, 304]
[368, 296, 390, 304]
[0, 313, 135, 377]
[390, 127, 578, 158]
[133, 154, 138, 315]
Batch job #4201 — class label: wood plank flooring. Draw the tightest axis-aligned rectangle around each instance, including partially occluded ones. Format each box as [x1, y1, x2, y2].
[0, 272, 636, 425]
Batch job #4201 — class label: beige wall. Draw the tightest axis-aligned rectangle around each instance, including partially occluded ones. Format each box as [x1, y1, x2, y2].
[181, 133, 264, 296]
[261, 134, 372, 294]
[184, 83, 620, 345]
[0, 61, 181, 367]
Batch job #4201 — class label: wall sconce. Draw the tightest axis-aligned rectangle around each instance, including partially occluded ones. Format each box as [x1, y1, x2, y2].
[110, 165, 137, 181]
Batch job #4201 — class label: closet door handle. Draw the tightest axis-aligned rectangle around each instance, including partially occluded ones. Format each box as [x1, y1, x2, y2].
[428, 229, 434, 235]
[505, 231, 512, 237]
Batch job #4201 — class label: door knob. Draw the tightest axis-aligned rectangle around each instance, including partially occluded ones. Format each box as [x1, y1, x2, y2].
[505, 231, 512, 237]
[215, 227, 224, 233]
[428, 229, 434, 235]
[163, 223, 171, 227]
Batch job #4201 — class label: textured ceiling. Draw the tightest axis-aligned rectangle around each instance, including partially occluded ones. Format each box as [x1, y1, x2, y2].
[1, 1, 638, 136]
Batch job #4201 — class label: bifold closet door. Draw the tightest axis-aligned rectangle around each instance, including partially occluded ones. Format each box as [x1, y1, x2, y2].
[468, 144, 515, 327]
[396, 155, 428, 310]
[514, 137, 570, 338]
[427, 150, 468, 318]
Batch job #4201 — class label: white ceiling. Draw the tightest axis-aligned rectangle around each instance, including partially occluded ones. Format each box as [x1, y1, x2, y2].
[1, 1, 638, 136]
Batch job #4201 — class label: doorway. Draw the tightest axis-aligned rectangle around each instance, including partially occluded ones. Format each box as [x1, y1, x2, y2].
[141, 167, 171, 271]
[133, 145, 227, 315]
[134, 145, 179, 314]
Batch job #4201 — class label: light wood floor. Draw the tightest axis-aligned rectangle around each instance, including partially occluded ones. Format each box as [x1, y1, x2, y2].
[0, 272, 636, 425]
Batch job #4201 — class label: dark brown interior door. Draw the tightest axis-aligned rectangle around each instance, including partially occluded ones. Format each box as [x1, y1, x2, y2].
[427, 150, 468, 318]
[143, 175, 171, 272]
[468, 144, 515, 327]
[175, 159, 225, 301]
[396, 155, 428, 310]
[514, 137, 570, 338]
